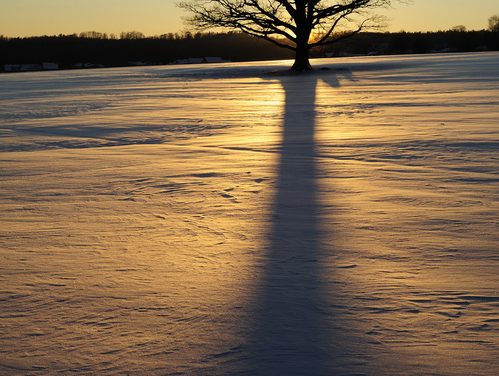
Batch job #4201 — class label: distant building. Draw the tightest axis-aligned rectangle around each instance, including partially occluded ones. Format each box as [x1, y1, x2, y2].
[42, 62, 59, 70]
[83, 63, 105, 68]
[128, 61, 149, 66]
[202, 57, 229, 63]
[3, 64, 20, 72]
[3, 63, 59, 72]
[172, 58, 205, 65]
[171, 57, 230, 65]
[4, 64, 42, 72]
[72, 63, 105, 69]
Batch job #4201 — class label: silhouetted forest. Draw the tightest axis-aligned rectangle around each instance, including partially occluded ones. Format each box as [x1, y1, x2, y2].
[1, 30, 498, 72]
[326, 30, 499, 57]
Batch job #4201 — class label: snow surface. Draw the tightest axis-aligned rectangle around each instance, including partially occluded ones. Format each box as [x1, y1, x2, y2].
[0, 52, 498, 375]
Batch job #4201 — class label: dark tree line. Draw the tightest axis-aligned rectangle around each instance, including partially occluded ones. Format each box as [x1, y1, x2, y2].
[0, 32, 293, 69]
[1, 30, 498, 72]
[323, 30, 499, 56]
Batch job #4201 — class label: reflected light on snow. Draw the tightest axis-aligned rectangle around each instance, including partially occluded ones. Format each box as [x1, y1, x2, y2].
[0, 53, 498, 375]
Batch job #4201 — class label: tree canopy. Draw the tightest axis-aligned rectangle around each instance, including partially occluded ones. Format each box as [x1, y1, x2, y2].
[179, 0, 393, 70]
[489, 15, 499, 32]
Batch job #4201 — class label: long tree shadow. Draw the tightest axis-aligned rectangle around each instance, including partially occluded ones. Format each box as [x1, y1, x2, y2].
[247, 69, 354, 375]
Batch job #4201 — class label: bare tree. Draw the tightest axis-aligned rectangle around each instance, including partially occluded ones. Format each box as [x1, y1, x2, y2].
[79, 31, 108, 39]
[179, 0, 393, 71]
[450, 25, 466, 32]
[489, 15, 499, 32]
[120, 31, 146, 40]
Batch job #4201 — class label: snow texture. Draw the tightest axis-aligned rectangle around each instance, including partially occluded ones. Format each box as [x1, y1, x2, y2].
[1, 52, 498, 375]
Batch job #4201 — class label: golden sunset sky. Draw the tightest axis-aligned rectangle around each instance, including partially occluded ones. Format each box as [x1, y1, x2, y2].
[1, 0, 498, 37]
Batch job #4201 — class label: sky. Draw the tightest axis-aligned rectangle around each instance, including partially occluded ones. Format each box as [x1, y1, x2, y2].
[0, 0, 498, 37]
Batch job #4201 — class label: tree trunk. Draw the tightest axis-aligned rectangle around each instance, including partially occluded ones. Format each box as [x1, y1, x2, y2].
[292, 44, 312, 71]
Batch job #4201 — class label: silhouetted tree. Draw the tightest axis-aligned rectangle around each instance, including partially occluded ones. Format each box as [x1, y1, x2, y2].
[451, 25, 466, 32]
[179, 0, 393, 71]
[489, 15, 499, 32]
[120, 31, 146, 40]
[79, 31, 108, 39]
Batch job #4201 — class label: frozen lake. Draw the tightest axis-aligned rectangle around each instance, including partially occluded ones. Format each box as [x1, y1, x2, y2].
[1, 52, 498, 375]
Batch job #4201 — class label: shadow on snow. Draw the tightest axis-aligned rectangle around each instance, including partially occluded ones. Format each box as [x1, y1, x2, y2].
[246, 69, 355, 376]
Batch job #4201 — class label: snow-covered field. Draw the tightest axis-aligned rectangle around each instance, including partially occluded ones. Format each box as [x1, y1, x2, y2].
[1, 52, 498, 375]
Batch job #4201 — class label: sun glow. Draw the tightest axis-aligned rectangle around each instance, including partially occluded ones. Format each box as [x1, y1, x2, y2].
[1, 0, 497, 37]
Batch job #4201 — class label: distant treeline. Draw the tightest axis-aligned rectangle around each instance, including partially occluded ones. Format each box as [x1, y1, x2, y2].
[0, 32, 292, 70]
[325, 30, 499, 57]
[1, 30, 498, 71]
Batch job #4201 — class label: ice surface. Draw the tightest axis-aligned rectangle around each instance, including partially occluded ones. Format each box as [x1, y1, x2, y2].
[1, 52, 498, 375]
